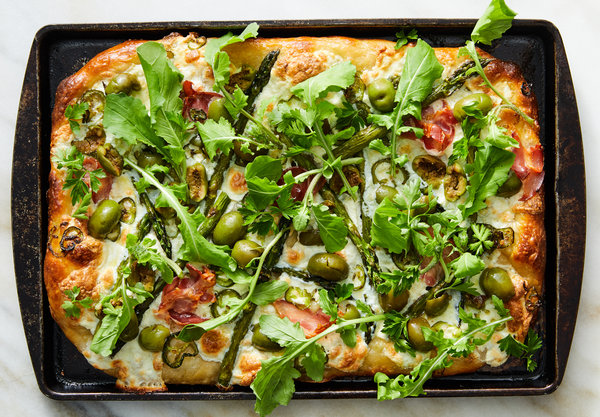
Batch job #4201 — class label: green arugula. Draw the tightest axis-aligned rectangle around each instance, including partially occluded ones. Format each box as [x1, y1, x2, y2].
[64, 102, 89, 135]
[61, 286, 93, 319]
[499, 329, 542, 371]
[125, 234, 182, 284]
[458, 0, 534, 125]
[126, 158, 236, 271]
[90, 267, 153, 356]
[250, 281, 290, 306]
[311, 204, 348, 253]
[460, 143, 515, 218]
[52, 146, 106, 219]
[251, 313, 385, 416]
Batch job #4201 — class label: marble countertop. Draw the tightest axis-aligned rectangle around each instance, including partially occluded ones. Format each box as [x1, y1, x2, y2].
[2, 0, 597, 415]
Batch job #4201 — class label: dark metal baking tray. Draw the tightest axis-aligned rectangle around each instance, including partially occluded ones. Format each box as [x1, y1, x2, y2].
[12, 19, 584, 400]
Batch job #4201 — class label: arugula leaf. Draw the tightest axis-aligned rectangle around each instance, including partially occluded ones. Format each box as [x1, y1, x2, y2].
[471, 0, 517, 45]
[484, 110, 519, 148]
[491, 294, 511, 318]
[125, 234, 181, 284]
[460, 143, 515, 217]
[61, 286, 93, 318]
[65, 102, 90, 135]
[291, 61, 356, 105]
[499, 330, 542, 371]
[395, 28, 418, 49]
[127, 158, 236, 271]
[312, 204, 348, 253]
[318, 289, 338, 321]
[250, 281, 289, 306]
[245, 155, 282, 181]
[204, 23, 259, 90]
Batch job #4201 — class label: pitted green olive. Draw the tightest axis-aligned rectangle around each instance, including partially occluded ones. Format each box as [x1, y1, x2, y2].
[298, 229, 323, 246]
[136, 151, 167, 181]
[105, 73, 141, 95]
[307, 253, 349, 282]
[425, 293, 450, 317]
[212, 211, 247, 247]
[479, 267, 515, 301]
[412, 155, 446, 188]
[285, 287, 312, 310]
[88, 199, 122, 239]
[443, 164, 467, 202]
[379, 289, 409, 312]
[352, 265, 366, 290]
[138, 324, 170, 351]
[367, 78, 395, 112]
[207, 98, 232, 122]
[375, 185, 398, 204]
[252, 324, 282, 352]
[496, 171, 522, 198]
[338, 302, 360, 320]
[407, 317, 434, 352]
[453, 93, 493, 121]
[232, 240, 263, 268]
[186, 163, 208, 202]
[119, 314, 139, 342]
[431, 321, 461, 338]
[95, 144, 123, 176]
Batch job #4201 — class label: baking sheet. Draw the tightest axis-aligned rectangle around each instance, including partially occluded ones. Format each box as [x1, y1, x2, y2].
[11, 19, 584, 399]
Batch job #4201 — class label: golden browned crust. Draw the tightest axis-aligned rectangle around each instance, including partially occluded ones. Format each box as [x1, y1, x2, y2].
[46, 33, 545, 389]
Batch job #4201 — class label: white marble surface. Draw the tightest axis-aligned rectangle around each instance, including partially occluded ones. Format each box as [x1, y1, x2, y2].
[2, 0, 598, 415]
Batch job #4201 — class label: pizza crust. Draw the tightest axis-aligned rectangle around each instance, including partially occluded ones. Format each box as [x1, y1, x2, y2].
[45, 33, 545, 389]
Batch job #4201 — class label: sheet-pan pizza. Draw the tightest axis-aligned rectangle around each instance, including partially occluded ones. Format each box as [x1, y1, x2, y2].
[44, 1, 544, 414]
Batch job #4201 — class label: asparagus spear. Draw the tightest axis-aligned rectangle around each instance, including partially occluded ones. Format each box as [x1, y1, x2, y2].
[197, 191, 231, 237]
[204, 50, 280, 213]
[332, 125, 387, 159]
[422, 58, 493, 107]
[140, 192, 172, 258]
[217, 303, 257, 389]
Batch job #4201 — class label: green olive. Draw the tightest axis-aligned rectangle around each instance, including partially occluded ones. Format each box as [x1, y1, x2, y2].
[95, 144, 123, 176]
[375, 185, 398, 204]
[298, 229, 323, 246]
[425, 293, 450, 317]
[307, 253, 349, 282]
[352, 265, 366, 290]
[496, 171, 522, 198]
[186, 163, 208, 202]
[379, 289, 409, 312]
[80, 89, 106, 123]
[407, 317, 434, 352]
[88, 199, 122, 239]
[211, 289, 243, 317]
[105, 222, 121, 242]
[371, 158, 407, 185]
[338, 302, 360, 320]
[232, 240, 263, 268]
[443, 164, 467, 202]
[479, 267, 515, 301]
[367, 78, 395, 112]
[285, 287, 312, 310]
[119, 197, 137, 224]
[252, 324, 282, 352]
[212, 211, 247, 247]
[453, 93, 493, 121]
[412, 155, 446, 188]
[119, 314, 139, 342]
[105, 73, 141, 95]
[207, 98, 232, 122]
[137, 151, 165, 169]
[138, 324, 170, 351]
[431, 321, 461, 338]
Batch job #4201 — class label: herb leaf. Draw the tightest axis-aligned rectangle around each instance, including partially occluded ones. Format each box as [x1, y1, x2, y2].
[61, 286, 93, 318]
[471, 0, 517, 45]
[312, 204, 348, 253]
[395, 29, 418, 49]
[499, 330, 542, 372]
[125, 234, 182, 284]
[250, 281, 289, 306]
[290, 61, 356, 105]
[64, 102, 89, 135]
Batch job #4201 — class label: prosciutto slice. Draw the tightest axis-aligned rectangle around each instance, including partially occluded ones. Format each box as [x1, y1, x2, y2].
[273, 300, 332, 338]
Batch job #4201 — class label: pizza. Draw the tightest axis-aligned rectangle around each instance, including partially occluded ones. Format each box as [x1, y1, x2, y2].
[44, 2, 544, 414]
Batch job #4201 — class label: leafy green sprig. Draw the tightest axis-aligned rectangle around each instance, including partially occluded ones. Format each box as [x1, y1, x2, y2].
[61, 286, 93, 318]
[64, 102, 89, 135]
[499, 329, 542, 371]
[52, 146, 107, 219]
